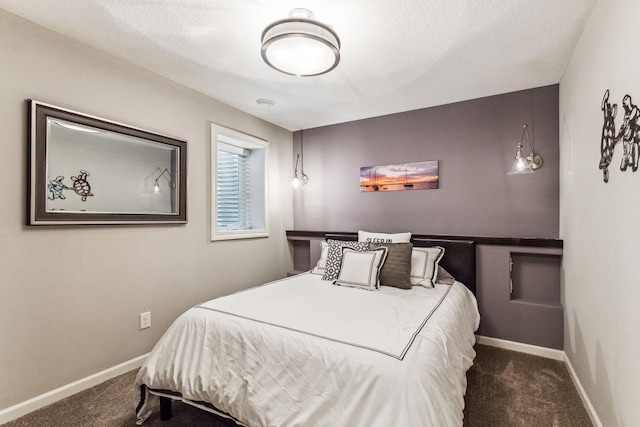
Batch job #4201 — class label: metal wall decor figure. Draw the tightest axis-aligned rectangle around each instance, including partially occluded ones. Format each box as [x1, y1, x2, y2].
[47, 170, 93, 201]
[599, 90, 640, 182]
[48, 176, 69, 200]
[71, 170, 93, 201]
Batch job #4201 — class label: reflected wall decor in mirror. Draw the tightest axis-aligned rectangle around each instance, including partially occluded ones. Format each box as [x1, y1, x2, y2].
[28, 100, 187, 225]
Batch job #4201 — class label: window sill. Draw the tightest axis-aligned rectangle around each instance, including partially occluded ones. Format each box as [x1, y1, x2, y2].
[211, 229, 269, 241]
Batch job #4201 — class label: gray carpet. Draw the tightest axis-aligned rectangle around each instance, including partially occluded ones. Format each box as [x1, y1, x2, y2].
[464, 345, 592, 426]
[2, 344, 592, 426]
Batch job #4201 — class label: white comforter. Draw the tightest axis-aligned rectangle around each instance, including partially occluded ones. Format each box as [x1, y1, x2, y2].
[135, 273, 480, 427]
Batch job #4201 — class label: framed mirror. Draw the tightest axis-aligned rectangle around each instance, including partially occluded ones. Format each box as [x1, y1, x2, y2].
[28, 100, 187, 225]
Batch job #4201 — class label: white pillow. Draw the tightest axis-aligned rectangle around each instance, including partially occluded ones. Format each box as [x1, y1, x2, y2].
[410, 247, 445, 288]
[334, 247, 388, 291]
[322, 240, 370, 281]
[358, 230, 412, 243]
[310, 241, 329, 275]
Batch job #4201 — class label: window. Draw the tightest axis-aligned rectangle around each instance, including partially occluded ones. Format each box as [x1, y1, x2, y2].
[211, 124, 269, 241]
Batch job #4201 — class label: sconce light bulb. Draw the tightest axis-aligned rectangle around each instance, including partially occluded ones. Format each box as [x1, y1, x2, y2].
[515, 158, 528, 171]
[153, 180, 161, 193]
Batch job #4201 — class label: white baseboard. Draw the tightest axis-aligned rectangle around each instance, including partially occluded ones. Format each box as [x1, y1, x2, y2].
[476, 335, 601, 426]
[564, 354, 603, 427]
[0, 353, 148, 425]
[475, 335, 565, 360]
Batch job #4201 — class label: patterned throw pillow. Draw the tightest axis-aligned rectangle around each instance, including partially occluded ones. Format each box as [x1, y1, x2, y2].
[334, 247, 388, 291]
[368, 242, 413, 289]
[321, 239, 369, 281]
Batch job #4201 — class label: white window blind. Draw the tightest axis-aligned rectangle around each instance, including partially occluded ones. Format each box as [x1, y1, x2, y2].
[211, 123, 268, 241]
[217, 143, 251, 230]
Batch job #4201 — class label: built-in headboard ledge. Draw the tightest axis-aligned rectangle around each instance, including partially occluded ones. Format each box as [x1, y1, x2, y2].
[287, 230, 478, 295]
[286, 230, 563, 249]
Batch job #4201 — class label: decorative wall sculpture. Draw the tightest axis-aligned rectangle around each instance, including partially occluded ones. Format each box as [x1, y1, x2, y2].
[599, 90, 640, 182]
[48, 170, 93, 202]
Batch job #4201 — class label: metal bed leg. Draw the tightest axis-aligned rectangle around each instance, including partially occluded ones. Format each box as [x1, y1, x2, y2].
[159, 396, 173, 421]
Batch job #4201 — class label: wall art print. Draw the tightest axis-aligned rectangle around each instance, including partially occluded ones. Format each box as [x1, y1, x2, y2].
[599, 90, 640, 183]
[360, 160, 439, 192]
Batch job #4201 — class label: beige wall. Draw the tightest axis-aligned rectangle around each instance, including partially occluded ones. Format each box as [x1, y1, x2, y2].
[560, 0, 640, 425]
[0, 10, 293, 410]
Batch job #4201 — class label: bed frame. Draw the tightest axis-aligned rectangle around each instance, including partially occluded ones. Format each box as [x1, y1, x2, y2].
[146, 235, 477, 423]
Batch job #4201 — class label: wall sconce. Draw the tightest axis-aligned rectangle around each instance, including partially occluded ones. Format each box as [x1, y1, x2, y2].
[153, 168, 170, 193]
[291, 131, 309, 189]
[142, 167, 171, 194]
[508, 124, 543, 175]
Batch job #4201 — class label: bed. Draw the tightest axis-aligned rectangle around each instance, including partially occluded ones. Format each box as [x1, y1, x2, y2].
[134, 235, 480, 426]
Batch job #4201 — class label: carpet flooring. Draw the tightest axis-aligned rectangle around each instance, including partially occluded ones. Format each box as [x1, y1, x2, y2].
[463, 345, 592, 426]
[2, 344, 593, 426]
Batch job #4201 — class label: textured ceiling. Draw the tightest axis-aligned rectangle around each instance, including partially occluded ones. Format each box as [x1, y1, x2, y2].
[0, 0, 597, 131]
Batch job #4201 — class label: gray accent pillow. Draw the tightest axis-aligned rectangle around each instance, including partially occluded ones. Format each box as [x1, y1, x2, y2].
[322, 239, 369, 281]
[368, 242, 413, 289]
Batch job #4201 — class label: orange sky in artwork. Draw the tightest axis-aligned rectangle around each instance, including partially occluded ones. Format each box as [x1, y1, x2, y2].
[360, 161, 439, 186]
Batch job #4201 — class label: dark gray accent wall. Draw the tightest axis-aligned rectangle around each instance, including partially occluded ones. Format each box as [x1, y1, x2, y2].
[476, 245, 563, 349]
[293, 85, 559, 238]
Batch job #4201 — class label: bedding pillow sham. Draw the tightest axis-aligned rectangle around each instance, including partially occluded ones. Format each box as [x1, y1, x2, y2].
[322, 240, 370, 281]
[436, 265, 456, 285]
[357, 230, 411, 244]
[333, 247, 388, 291]
[310, 241, 330, 275]
[368, 242, 413, 289]
[410, 246, 445, 287]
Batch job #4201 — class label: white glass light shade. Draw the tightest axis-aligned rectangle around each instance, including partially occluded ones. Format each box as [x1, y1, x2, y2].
[291, 173, 303, 189]
[153, 179, 163, 193]
[508, 144, 534, 175]
[261, 18, 340, 77]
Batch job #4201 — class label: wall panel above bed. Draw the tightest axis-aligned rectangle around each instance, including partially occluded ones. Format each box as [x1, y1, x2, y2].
[292, 85, 559, 240]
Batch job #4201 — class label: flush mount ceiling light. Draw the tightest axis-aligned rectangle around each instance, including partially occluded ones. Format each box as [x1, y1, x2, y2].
[261, 8, 340, 77]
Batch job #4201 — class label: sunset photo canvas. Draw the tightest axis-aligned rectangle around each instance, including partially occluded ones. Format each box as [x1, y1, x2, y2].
[360, 160, 439, 192]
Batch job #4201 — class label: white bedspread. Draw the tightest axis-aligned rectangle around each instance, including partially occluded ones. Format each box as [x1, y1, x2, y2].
[135, 273, 480, 427]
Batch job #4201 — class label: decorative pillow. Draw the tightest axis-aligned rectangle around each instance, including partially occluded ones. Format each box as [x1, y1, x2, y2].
[334, 247, 388, 291]
[410, 247, 445, 288]
[358, 230, 412, 244]
[435, 265, 456, 285]
[368, 242, 413, 289]
[310, 241, 330, 275]
[322, 239, 369, 281]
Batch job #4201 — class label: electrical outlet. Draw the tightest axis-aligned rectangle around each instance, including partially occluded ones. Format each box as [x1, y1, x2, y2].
[140, 311, 151, 329]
